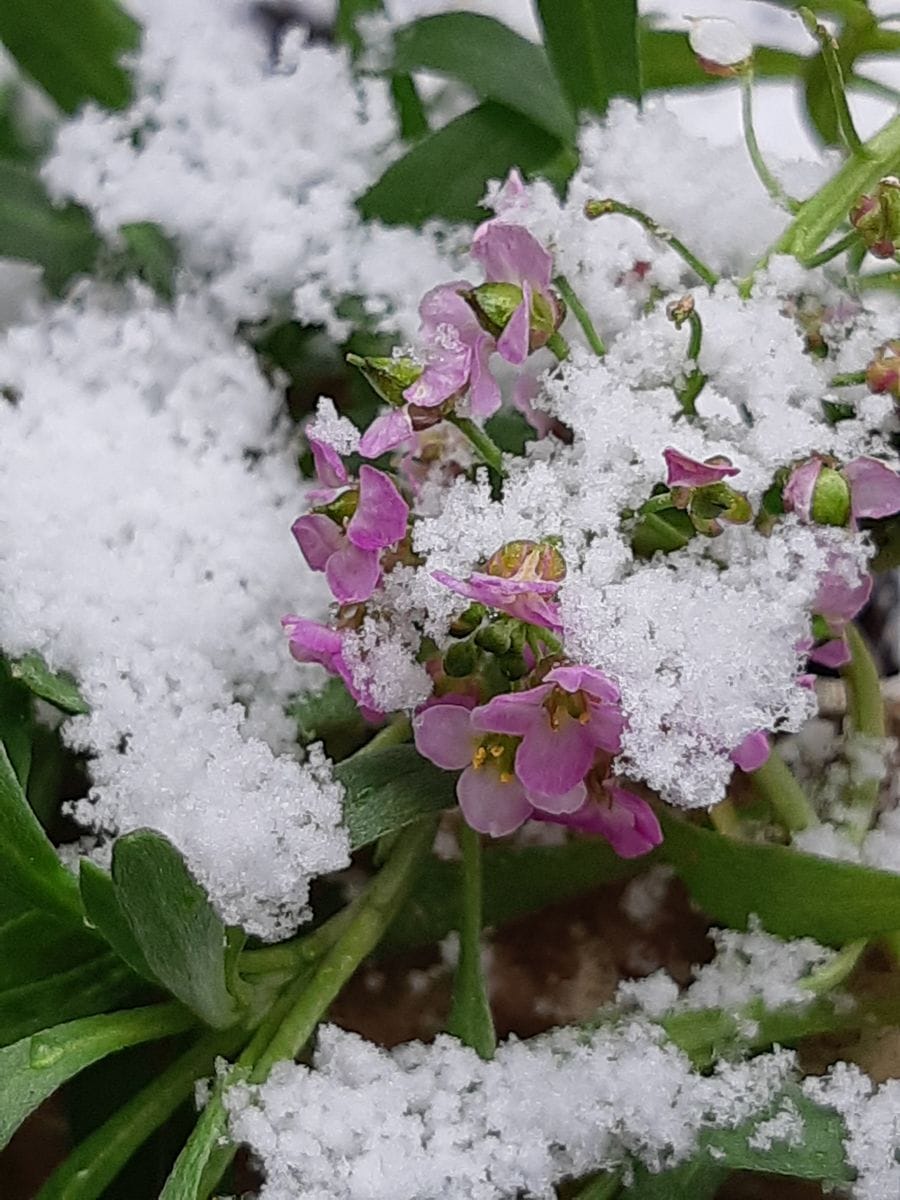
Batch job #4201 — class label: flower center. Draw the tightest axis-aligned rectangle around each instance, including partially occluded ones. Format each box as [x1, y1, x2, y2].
[471, 734, 518, 782]
[543, 686, 590, 730]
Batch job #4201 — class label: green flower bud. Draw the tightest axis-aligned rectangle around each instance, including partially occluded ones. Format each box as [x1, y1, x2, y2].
[810, 465, 852, 527]
[850, 177, 900, 260]
[449, 603, 487, 638]
[496, 650, 528, 680]
[346, 354, 423, 407]
[463, 282, 524, 338]
[475, 620, 513, 655]
[444, 639, 478, 678]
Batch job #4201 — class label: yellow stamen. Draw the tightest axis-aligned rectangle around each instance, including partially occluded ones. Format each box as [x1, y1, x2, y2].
[472, 746, 487, 769]
[499, 771, 514, 783]
[579, 711, 590, 724]
[489, 744, 504, 758]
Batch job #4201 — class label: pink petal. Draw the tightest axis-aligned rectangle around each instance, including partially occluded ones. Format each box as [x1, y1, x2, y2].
[515, 714, 596, 799]
[809, 637, 851, 668]
[730, 730, 771, 773]
[547, 665, 620, 704]
[468, 334, 501, 418]
[815, 553, 872, 624]
[471, 687, 551, 737]
[418, 282, 478, 341]
[584, 704, 625, 754]
[292, 513, 345, 572]
[308, 437, 349, 489]
[526, 779, 587, 816]
[413, 704, 475, 770]
[347, 465, 408, 551]
[325, 541, 381, 604]
[844, 456, 900, 520]
[472, 222, 553, 290]
[663, 447, 739, 488]
[496, 283, 531, 366]
[593, 787, 663, 858]
[359, 409, 414, 459]
[513, 372, 552, 438]
[782, 459, 821, 521]
[282, 615, 343, 672]
[457, 765, 533, 837]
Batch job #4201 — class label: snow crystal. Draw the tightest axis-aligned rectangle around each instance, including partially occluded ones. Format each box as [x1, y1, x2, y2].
[688, 17, 753, 69]
[0, 287, 349, 937]
[43, 0, 458, 338]
[308, 396, 360, 456]
[226, 1022, 796, 1199]
[805, 1063, 900, 1200]
[745, 1097, 805, 1151]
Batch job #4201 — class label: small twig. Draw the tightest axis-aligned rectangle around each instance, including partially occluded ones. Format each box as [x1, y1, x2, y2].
[584, 199, 719, 288]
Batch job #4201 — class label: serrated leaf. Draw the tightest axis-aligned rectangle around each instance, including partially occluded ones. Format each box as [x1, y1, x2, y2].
[358, 101, 566, 226]
[393, 13, 575, 143]
[536, 0, 640, 116]
[0, 1003, 194, 1152]
[10, 650, 88, 714]
[112, 831, 242, 1028]
[336, 744, 459, 849]
[79, 859, 156, 982]
[0, 0, 139, 114]
[0, 160, 100, 294]
[659, 808, 900, 945]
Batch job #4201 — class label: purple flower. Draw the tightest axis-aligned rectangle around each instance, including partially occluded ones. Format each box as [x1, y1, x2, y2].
[471, 222, 559, 366]
[308, 436, 348, 491]
[292, 466, 408, 605]
[804, 548, 873, 667]
[402, 283, 501, 418]
[784, 455, 900, 527]
[359, 407, 414, 459]
[730, 730, 771, 773]
[663, 448, 740, 489]
[533, 784, 662, 859]
[472, 665, 625, 802]
[282, 616, 382, 721]
[433, 570, 562, 632]
[513, 371, 553, 439]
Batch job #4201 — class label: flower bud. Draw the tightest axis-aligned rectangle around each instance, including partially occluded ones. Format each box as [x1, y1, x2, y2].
[866, 340, 900, 399]
[346, 354, 423, 407]
[810, 466, 852, 527]
[688, 17, 753, 77]
[444, 639, 478, 678]
[666, 294, 695, 329]
[849, 177, 900, 260]
[463, 283, 565, 353]
[496, 650, 528, 680]
[485, 539, 566, 583]
[475, 619, 513, 655]
[449, 603, 487, 637]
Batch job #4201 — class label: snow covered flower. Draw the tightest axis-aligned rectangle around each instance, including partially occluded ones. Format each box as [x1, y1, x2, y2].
[403, 283, 501, 415]
[662, 448, 751, 535]
[664, 448, 740, 489]
[783, 455, 900, 527]
[467, 222, 564, 365]
[688, 17, 753, 77]
[292, 465, 409, 604]
[433, 540, 565, 631]
[471, 665, 625, 803]
[282, 616, 381, 720]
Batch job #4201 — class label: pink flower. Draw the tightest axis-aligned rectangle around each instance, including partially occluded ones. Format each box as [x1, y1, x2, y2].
[663, 448, 740, 489]
[359, 408, 414, 459]
[784, 455, 900, 527]
[308, 436, 348, 491]
[730, 730, 771, 773]
[433, 539, 565, 632]
[292, 466, 408, 605]
[472, 665, 625, 802]
[281, 616, 382, 721]
[805, 549, 873, 667]
[532, 784, 662, 859]
[843, 457, 900, 520]
[513, 372, 553, 439]
[403, 284, 501, 418]
[471, 222, 559, 366]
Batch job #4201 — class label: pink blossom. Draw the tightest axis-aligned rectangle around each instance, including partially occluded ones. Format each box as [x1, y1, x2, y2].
[359, 407, 414, 459]
[513, 372, 553, 438]
[730, 730, 771, 773]
[843, 456, 900, 520]
[472, 665, 624, 801]
[433, 569, 562, 631]
[403, 284, 500, 418]
[471, 222, 557, 366]
[292, 466, 408, 604]
[308, 436, 348, 490]
[663, 447, 740, 489]
[533, 784, 662, 859]
[281, 616, 382, 721]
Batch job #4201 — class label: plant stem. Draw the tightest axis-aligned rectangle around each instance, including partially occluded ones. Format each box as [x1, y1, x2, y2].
[799, 7, 865, 155]
[253, 818, 435, 1073]
[709, 799, 743, 838]
[448, 823, 496, 1059]
[354, 712, 412, 756]
[553, 274, 606, 355]
[830, 369, 867, 386]
[36, 1025, 245, 1200]
[857, 269, 900, 291]
[804, 228, 861, 269]
[749, 748, 818, 833]
[546, 331, 570, 360]
[841, 622, 887, 843]
[801, 938, 866, 993]
[584, 198, 719, 288]
[448, 413, 505, 476]
[740, 72, 800, 212]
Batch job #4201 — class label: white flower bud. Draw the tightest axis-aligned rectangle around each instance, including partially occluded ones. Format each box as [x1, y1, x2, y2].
[688, 17, 753, 75]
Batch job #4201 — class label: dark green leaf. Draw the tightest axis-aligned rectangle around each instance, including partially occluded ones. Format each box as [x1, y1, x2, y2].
[631, 510, 695, 557]
[448, 825, 495, 1059]
[10, 650, 88, 714]
[384, 837, 639, 954]
[117, 222, 178, 301]
[0, 739, 83, 922]
[0, 159, 100, 294]
[393, 13, 576, 143]
[335, 0, 382, 55]
[623, 1158, 727, 1199]
[80, 860, 156, 982]
[358, 101, 565, 226]
[536, 0, 641, 116]
[0, 658, 33, 788]
[805, 52, 841, 146]
[0, 1003, 194, 1152]
[640, 29, 804, 90]
[336, 744, 459, 849]
[659, 808, 900, 945]
[112, 831, 242, 1028]
[0, 0, 139, 114]
[158, 1075, 233, 1200]
[290, 677, 370, 761]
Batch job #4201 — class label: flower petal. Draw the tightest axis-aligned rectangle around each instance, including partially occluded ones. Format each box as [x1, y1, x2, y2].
[309, 436, 348, 489]
[782, 458, 821, 521]
[325, 540, 381, 604]
[592, 787, 663, 858]
[282, 615, 342, 672]
[844, 456, 900, 520]
[468, 334, 501, 418]
[418, 282, 478, 340]
[457, 765, 533, 837]
[496, 284, 531, 366]
[526, 779, 587, 815]
[348, 465, 409, 550]
[471, 687, 550, 737]
[413, 703, 475, 770]
[291, 513, 344, 572]
[516, 714, 596, 799]
[809, 637, 851, 668]
[359, 408, 414, 459]
[663, 447, 739, 488]
[472, 222, 552, 290]
[546, 665, 619, 703]
[730, 730, 770, 773]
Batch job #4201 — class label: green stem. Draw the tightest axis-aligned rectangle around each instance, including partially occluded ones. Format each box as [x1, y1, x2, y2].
[448, 823, 496, 1059]
[353, 712, 412, 756]
[448, 414, 505, 476]
[804, 228, 861, 269]
[830, 368, 867, 386]
[546, 331, 570, 361]
[857, 269, 900, 290]
[740, 72, 800, 212]
[801, 938, 866, 993]
[841, 622, 887, 843]
[584, 199, 719, 288]
[36, 1026, 245, 1200]
[553, 274, 606, 355]
[799, 7, 865, 155]
[749, 748, 818, 833]
[254, 818, 435, 1074]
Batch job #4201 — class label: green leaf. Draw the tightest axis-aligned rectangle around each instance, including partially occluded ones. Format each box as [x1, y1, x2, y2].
[0, 1003, 194, 1152]
[290, 677, 370, 761]
[0, 160, 100, 294]
[112, 831, 242, 1029]
[392, 13, 576, 143]
[10, 650, 89, 714]
[117, 222, 178, 301]
[79, 859, 156, 982]
[536, 0, 641, 116]
[358, 100, 566, 226]
[335, 0, 382, 55]
[448, 824, 495, 1059]
[158, 1075, 232, 1200]
[659, 808, 900, 945]
[335, 744, 459, 849]
[622, 1158, 727, 1199]
[0, 0, 139, 114]
[0, 658, 33, 788]
[0, 739, 83, 922]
